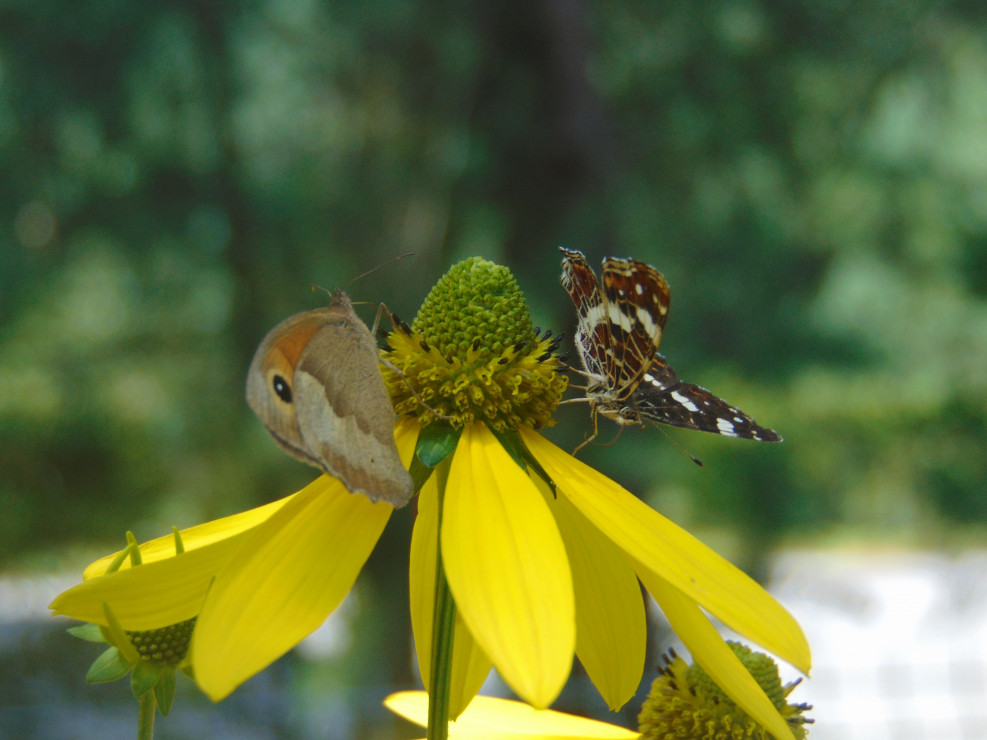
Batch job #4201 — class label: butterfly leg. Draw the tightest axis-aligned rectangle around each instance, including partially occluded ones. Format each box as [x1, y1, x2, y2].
[559, 359, 601, 385]
[571, 403, 601, 455]
[371, 301, 403, 337]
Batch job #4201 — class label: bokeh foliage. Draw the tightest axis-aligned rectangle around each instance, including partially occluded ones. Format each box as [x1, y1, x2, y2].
[3, 0, 987, 569]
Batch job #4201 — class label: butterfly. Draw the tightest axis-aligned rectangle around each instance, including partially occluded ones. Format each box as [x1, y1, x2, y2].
[247, 290, 414, 507]
[559, 247, 781, 453]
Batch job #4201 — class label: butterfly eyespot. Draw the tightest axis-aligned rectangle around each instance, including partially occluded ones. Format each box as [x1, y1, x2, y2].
[272, 374, 292, 403]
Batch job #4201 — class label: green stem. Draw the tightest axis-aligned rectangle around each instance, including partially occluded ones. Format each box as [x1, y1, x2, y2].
[137, 688, 156, 740]
[426, 457, 455, 740]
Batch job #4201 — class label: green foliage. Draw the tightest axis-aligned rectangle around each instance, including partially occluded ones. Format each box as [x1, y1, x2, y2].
[415, 423, 463, 469]
[86, 647, 131, 684]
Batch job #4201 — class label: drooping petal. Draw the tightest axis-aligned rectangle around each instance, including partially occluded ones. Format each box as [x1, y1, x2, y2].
[442, 424, 575, 708]
[50, 479, 341, 630]
[83, 494, 299, 578]
[409, 468, 492, 719]
[639, 570, 796, 740]
[533, 474, 645, 711]
[384, 691, 640, 738]
[193, 476, 391, 701]
[51, 539, 234, 630]
[523, 429, 810, 675]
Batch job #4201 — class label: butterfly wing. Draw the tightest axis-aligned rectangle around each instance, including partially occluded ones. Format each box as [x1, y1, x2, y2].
[633, 354, 782, 441]
[560, 247, 612, 381]
[599, 257, 670, 399]
[292, 293, 414, 506]
[246, 309, 329, 465]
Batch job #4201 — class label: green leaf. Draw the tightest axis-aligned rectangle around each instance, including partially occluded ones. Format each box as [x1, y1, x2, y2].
[86, 647, 132, 684]
[68, 623, 106, 643]
[131, 661, 161, 697]
[154, 669, 177, 715]
[415, 422, 462, 468]
[489, 427, 556, 497]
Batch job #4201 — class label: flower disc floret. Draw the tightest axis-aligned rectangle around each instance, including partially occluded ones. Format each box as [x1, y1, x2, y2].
[638, 644, 813, 740]
[412, 257, 534, 356]
[127, 618, 197, 667]
[382, 257, 567, 431]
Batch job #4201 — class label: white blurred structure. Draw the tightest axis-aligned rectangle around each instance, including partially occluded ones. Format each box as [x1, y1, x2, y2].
[769, 549, 987, 740]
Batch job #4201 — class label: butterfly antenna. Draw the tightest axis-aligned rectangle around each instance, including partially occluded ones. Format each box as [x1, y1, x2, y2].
[348, 252, 415, 288]
[311, 283, 333, 299]
[314, 254, 417, 304]
[655, 426, 704, 467]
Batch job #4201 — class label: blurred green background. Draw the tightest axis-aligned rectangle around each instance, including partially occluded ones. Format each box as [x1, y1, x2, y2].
[2, 1, 986, 738]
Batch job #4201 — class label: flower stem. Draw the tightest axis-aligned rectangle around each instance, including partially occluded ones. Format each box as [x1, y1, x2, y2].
[137, 688, 156, 740]
[427, 457, 455, 740]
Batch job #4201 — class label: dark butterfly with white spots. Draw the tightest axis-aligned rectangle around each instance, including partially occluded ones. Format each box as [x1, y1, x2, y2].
[559, 247, 781, 453]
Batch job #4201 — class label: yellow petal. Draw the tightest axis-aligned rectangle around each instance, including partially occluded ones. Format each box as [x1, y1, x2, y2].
[384, 691, 639, 738]
[523, 429, 810, 674]
[51, 478, 326, 629]
[442, 424, 575, 708]
[83, 493, 299, 578]
[409, 468, 493, 719]
[193, 476, 391, 701]
[640, 572, 796, 740]
[50, 536, 238, 629]
[394, 416, 421, 466]
[536, 475, 644, 711]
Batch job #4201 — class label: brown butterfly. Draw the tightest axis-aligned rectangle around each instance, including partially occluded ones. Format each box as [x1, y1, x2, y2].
[246, 290, 413, 507]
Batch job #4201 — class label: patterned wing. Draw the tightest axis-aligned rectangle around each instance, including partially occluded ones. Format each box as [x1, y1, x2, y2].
[599, 257, 670, 399]
[560, 247, 611, 380]
[634, 354, 782, 441]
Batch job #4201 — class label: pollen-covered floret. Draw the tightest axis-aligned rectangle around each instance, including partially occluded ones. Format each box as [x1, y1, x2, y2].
[637, 643, 813, 740]
[381, 257, 567, 431]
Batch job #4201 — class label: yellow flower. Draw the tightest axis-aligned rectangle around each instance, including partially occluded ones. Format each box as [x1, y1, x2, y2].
[50, 257, 810, 740]
[385, 691, 639, 738]
[384, 645, 812, 739]
[387, 259, 809, 739]
[49, 473, 398, 701]
[638, 644, 813, 740]
[404, 421, 808, 738]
